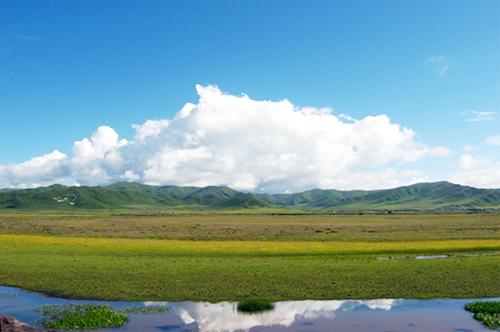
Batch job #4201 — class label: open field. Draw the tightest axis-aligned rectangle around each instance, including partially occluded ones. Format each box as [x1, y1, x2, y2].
[1, 212, 499, 241]
[0, 212, 499, 301]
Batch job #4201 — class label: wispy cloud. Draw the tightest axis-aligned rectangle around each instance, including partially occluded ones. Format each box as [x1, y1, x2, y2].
[463, 145, 474, 153]
[485, 135, 500, 146]
[464, 110, 497, 122]
[424, 55, 453, 77]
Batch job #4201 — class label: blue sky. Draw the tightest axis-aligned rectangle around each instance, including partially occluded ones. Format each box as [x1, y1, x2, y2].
[0, 0, 499, 190]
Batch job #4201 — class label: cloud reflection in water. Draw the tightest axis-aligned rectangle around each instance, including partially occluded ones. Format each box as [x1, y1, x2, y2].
[164, 299, 396, 332]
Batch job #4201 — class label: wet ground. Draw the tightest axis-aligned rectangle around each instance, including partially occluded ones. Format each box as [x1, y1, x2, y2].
[0, 286, 496, 332]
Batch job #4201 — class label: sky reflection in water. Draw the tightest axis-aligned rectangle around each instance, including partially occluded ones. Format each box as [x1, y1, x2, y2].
[0, 286, 494, 332]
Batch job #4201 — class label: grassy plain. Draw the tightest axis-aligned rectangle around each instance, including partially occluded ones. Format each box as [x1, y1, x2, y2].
[0, 212, 499, 301]
[1, 212, 499, 241]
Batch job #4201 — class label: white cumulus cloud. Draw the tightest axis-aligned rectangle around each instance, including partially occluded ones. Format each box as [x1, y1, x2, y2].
[69, 125, 128, 184]
[0, 150, 68, 188]
[456, 154, 490, 170]
[0, 85, 452, 192]
[450, 153, 500, 189]
[450, 165, 500, 189]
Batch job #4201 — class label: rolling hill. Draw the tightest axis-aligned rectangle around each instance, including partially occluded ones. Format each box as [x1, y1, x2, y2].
[0, 181, 499, 211]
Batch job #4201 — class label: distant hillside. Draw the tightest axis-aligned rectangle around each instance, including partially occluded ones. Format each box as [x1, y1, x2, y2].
[1, 181, 499, 211]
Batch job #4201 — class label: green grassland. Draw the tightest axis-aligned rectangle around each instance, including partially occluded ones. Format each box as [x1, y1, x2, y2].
[0, 212, 499, 301]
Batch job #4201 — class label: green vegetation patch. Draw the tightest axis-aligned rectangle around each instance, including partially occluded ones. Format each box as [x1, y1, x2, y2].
[119, 305, 168, 314]
[465, 301, 500, 329]
[237, 299, 275, 313]
[38, 304, 128, 330]
[0, 234, 499, 301]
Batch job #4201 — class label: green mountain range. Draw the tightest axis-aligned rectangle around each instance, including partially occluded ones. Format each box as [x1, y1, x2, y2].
[1, 181, 499, 211]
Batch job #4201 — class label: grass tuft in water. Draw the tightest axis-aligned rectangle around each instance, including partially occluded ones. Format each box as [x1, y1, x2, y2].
[237, 299, 274, 313]
[38, 304, 128, 329]
[465, 301, 500, 330]
[119, 305, 168, 314]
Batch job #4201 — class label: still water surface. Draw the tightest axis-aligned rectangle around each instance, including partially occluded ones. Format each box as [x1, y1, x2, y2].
[0, 286, 496, 332]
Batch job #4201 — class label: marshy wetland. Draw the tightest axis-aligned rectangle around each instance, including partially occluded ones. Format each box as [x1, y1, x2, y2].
[0, 212, 499, 330]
